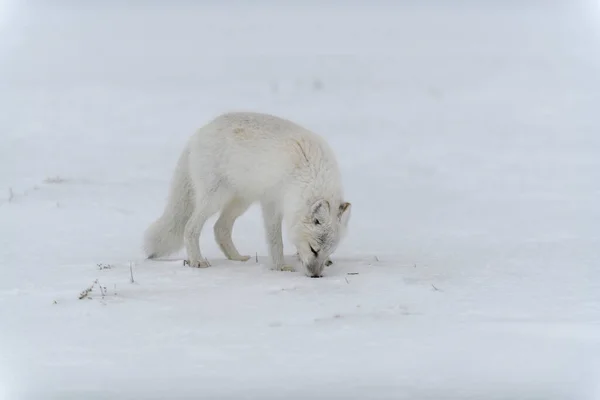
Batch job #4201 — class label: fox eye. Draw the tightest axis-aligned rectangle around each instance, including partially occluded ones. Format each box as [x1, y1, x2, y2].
[313, 219, 321, 225]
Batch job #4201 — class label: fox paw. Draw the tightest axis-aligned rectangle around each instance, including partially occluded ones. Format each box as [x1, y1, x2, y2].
[183, 259, 211, 268]
[272, 264, 295, 272]
[229, 255, 251, 262]
[325, 258, 333, 266]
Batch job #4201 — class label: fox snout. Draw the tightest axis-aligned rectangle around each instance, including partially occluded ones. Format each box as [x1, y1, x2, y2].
[304, 260, 325, 278]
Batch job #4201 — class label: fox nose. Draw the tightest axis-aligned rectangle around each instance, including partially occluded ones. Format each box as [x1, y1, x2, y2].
[305, 260, 324, 278]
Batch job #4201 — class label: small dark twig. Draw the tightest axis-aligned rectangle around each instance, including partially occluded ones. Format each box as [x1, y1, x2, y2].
[347, 272, 359, 275]
[97, 280, 106, 298]
[374, 255, 379, 262]
[431, 284, 441, 292]
[129, 262, 135, 283]
[79, 285, 92, 299]
[44, 176, 66, 184]
[78, 280, 97, 299]
[255, 252, 258, 263]
[345, 277, 349, 284]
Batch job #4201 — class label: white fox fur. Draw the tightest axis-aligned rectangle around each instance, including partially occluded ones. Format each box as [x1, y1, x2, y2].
[143, 111, 351, 277]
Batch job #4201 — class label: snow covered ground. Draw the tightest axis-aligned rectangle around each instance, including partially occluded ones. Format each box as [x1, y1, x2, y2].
[1, 1, 600, 399]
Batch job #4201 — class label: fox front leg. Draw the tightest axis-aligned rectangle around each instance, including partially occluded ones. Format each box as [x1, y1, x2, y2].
[262, 201, 295, 272]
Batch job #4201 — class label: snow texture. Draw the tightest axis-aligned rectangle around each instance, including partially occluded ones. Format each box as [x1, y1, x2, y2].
[1, 1, 600, 399]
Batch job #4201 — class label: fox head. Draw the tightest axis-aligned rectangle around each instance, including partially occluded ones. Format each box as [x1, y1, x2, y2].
[291, 199, 351, 278]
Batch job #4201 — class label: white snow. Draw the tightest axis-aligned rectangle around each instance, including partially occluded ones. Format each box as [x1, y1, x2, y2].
[1, 1, 600, 399]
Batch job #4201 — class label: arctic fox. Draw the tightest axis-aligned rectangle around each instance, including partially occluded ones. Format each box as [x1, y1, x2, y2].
[143, 111, 351, 278]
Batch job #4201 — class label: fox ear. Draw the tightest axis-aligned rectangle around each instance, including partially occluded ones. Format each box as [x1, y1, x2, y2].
[311, 199, 330, 218]
[338, 202, 351, 227]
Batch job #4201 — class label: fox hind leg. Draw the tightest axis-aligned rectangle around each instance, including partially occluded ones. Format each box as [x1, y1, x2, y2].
[184, 184, 229, 268]
[214, 196, 252, 262]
